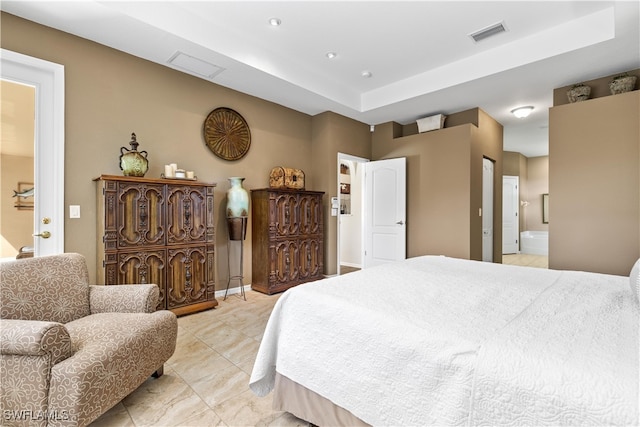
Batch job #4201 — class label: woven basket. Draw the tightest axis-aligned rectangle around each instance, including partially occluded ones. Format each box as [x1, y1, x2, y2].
[609, 76, 637, 95]
[567, 85, 591, 103]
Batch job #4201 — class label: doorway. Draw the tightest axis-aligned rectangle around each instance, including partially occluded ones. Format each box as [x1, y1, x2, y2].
[337, 153, 368, 275]
[337, 154, 407, 274]
[1, 49, 65, 258]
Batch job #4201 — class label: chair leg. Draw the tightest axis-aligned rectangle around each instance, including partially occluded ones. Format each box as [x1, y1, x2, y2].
[152, 365, 164, 378]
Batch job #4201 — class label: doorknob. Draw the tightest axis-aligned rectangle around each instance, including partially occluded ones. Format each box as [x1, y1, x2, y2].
[396, 220, 404, 225]
[34, 231, 51, 239]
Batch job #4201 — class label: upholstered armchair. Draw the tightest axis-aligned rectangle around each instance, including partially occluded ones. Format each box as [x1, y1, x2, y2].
[0, 253, 178, 427]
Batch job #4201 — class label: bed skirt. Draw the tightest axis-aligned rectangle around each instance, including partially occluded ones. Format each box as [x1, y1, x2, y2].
[273, 373, 369, 426]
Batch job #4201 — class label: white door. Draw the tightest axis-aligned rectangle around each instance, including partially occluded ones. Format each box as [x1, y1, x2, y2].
[502, 176, 519, 254]
[1, 49, 65, 257]
[482, 158, 494, 262]
[363, 157, 406, 268]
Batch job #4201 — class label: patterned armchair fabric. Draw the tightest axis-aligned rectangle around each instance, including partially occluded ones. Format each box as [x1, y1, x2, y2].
[0, 253, 178, 427]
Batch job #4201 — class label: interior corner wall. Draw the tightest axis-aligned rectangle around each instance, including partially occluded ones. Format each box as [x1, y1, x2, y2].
[310, 111, 371, 276]
[1, 12, 316, 287]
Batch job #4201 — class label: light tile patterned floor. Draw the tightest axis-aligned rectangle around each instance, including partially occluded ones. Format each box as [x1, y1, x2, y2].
[90, 291, 307, 427]
[502, 253, 548, 268]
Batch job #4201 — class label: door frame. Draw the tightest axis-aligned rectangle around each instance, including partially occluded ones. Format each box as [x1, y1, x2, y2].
[336, 153, 368, 275]
[482, 157, 494, 262]
[1, 49, 65, 256]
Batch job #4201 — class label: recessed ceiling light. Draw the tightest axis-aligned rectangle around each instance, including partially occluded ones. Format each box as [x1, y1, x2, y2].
[269, 17, 281, 26]
[511, 106, 534, 118]
[326, 52, 337, 59]
[361, 70, 373, 78]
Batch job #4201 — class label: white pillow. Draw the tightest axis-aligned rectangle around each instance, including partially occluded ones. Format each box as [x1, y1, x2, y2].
[630, 258, 640, 303]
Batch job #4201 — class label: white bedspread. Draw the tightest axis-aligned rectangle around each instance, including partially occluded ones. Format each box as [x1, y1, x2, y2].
[250, 256, 639, 426]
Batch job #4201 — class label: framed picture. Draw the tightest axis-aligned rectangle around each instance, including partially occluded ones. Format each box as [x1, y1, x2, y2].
[340, 183, 350, 194]
[14, 182, 34, 210]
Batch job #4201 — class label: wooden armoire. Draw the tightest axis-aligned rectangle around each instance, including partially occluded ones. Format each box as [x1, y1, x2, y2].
[251, 188, 324, 294]
[95, 175, 217, 316]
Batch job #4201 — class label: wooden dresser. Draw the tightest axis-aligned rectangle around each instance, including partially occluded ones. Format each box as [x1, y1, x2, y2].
[251, 188, 325, 294]
[95, 175, 217, 316]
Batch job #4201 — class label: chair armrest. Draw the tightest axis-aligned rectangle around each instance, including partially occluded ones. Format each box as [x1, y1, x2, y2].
[0, 319, 71, 363]
[89, 284, 159, 314]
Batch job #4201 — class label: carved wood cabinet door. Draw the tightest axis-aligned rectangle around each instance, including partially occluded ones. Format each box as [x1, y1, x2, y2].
[166, 185, 208, 245]
[270, 240, 299, 286]
[116, 182, 165, 248]
[116, 250, 166, 310]
[299, 193, 323, 235]
[297, 238, 322, 280]
[272, 193, 299, 238]
[166, 246, 212, 310]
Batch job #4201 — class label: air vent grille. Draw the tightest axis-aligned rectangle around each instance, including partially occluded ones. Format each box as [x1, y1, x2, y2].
[168, 52, 225, 79]
[469, 21, 507, 43]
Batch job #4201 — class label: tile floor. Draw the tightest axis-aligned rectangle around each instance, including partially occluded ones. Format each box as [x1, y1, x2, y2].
[90, 291, 307, 427]
[502, 253, 549, 268]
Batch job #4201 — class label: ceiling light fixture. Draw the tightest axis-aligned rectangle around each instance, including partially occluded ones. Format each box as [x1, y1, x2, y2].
[361, 70, 372, 78]
[269, 17, 281, 26]
[511, 106, 534, 118]
[326, 52, 337, 59]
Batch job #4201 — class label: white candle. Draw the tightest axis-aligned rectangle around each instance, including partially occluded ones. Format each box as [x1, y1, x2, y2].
[170, 163, 177, 175]
[164, 164, 173, 177]
[186, 171, 194, 179]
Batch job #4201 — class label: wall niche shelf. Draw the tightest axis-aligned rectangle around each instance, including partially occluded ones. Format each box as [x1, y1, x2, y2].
[339, 162, 351, 215]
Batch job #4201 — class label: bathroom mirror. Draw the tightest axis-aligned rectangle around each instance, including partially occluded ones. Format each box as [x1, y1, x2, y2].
[542, 193, 549, 224]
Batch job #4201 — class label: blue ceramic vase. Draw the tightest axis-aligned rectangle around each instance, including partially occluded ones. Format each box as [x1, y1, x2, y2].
[226, 177, 249, 218]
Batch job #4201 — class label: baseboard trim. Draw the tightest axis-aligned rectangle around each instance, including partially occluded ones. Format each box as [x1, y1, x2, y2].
[340, 262, 362, 268]
[215, 284, 252, 299]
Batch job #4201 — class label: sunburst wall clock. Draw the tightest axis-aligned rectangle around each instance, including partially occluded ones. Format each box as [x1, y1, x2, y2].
[203, 107, 251, 161]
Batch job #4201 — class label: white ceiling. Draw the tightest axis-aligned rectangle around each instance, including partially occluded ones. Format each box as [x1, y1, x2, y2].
[2, 1, 639, 157]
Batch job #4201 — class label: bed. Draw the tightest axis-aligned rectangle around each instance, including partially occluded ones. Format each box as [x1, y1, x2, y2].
[250, 255, 640, 426]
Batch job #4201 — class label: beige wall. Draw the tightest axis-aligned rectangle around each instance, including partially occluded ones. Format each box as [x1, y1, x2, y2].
[1, 12, 374, 284]
[371, 108, 503, 262]
[0, 154, 34, 257]
[549, 90, 639, 275]
[525, 156, 549, 232]
[1, 13, 318, 286]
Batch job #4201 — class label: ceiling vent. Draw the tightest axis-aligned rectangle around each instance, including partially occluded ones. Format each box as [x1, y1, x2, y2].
[168, 52, 225, 79]
[469, 21, 507, 43]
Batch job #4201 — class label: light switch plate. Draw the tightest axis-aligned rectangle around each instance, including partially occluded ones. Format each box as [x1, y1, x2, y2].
[69, 205, 80, 218]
